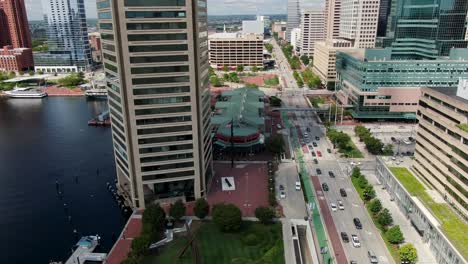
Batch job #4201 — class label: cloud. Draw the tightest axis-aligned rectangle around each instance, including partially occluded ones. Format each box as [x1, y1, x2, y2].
[25, 0, 97, 21]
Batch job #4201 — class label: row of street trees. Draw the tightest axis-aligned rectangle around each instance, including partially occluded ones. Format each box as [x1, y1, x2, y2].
[351, 168, 418, 264]
[355, 126, 393, 155]
[281, 44, 301, 70]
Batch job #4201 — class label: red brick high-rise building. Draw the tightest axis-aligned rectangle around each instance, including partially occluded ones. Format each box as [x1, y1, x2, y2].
[0, 0, 32, 49]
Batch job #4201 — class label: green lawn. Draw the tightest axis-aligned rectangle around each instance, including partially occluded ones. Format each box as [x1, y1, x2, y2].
[143, 222, 284, 264]
[389, 167, 468, 259]
[342, 141, 364, 158]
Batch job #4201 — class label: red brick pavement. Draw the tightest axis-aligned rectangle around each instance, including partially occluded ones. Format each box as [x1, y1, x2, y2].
[106, 216, 142, 264]
[310, 176, 348, 264]
[208, 163, 269, 217]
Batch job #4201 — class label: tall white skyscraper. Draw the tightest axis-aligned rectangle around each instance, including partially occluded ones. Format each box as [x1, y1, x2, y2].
[97, 0, 213, 209]
[324, 0, 341, 40]
[286, 0, 301, 40]
[299, 9, 325, 56]
[339, 0, 380, 48]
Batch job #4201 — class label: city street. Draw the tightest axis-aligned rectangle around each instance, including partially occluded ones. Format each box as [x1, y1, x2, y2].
[270, 39, 298, 89]
[280, 91, 395, 264]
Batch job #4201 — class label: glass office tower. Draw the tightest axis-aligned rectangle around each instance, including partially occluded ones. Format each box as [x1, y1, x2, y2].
[97, 0, 213, 209]
[41, 0, 92, 70]
[391, 0, 468, 59]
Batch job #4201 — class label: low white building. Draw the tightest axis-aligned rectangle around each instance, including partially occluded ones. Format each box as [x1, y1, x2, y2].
[242, 20, 264, 35]
[290, 28, 301, 53]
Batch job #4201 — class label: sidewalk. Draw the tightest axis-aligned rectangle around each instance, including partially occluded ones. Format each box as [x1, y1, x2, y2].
[364, 171, 437, 264]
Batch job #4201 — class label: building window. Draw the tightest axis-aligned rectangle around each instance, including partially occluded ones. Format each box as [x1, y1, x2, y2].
[128, 33, 187, 42]
[125, 11, 186, 19]
[129, 44, 188, 53]
[124, 0, 185, 6]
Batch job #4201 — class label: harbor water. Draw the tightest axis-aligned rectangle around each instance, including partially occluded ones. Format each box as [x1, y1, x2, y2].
[0, 97, 126, 263]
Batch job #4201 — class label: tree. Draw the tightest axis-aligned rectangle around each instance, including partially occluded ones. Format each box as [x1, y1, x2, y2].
[267, 135, 284, 154]
[28, 71, 35, 76]
[212, 203, 242, 232]
[222, 65, 229, 72]
[210, 75, 222, 87]
[377, 208, 393, 227]
[209, 66, 215, 76]
[386, 225, 404, 244]
[383, 144, 394, 156]
[142, 203, 166, 239]
[363, 185, 376, 202]
[357, 175, 369, 189]
[228, 72, 240, 83]
[351, 167, 361, 178]
[131, 234, 151, 256]
[364, 136, 384, 155]
[252, 66, 259, 73]
[194, 198, 210, 219]
[269, 96, 282, 107]
[169, 200, 186, 221]
[265, 43, 273, 53]
[368, 199, 382, 215]
[236, 65, 244, 72]
[300, 55, 310, 66]
[58, 73, 84, 88]
[255, 206, 275, 224]
[399, 244, 418, 264]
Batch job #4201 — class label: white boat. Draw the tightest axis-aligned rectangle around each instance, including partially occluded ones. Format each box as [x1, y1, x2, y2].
[61, 235, 107, 264]
[85, 88, 107, 98]
[4, 87, 48, 98]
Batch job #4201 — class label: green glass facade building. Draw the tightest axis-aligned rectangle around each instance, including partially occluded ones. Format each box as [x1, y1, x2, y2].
[387, 0, 468, 59]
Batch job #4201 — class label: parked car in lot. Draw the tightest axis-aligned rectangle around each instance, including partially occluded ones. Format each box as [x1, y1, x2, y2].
[337, 200, 344, 210]
[330, 203, 337, 212]
[353, 218, 362, 229]
[351, 235, 360, 247]
[322, 183, 329, 191]
[340, 188, 347, 197]
[368, 251, 378, 263]
[295, 181, 301, 191]
[316, 168, 322, 175]
[340, 232, 349, 243]
[328, 171, 335, 178]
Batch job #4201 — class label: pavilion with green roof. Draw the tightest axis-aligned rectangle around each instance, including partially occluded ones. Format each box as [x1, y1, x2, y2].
[212, 87, 266, 153]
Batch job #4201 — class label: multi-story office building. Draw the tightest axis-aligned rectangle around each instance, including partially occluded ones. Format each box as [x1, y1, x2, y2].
[339, 0, 380, 48]
[272, 21, 287, 40]
[290, 28, 301, 52]
[388, 0, 468, 59]
[414, 87, 468, 217]
[324, 0, 340, 39]
[97, 0, 213, 209]
[0, 0, 31, 49]
[286, 0, 301, 41]
[89, 32, 102, 63]
[0, 46, 33, 71]
[335, 48, 468, 119]
[40, 0, 92, 71]
[377, 0, 391, 37]
[312, 39, 352, 88]
[209, 33, 263, 68]
[298, 9, 325, 56]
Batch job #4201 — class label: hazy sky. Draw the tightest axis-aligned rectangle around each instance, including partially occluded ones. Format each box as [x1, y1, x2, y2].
[25, 0, 289, 21]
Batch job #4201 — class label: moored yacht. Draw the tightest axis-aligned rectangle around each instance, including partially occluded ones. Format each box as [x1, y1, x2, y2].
[4, 87, 48, 98]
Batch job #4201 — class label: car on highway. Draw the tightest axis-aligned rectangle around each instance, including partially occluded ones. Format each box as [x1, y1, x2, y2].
[312, 142, 318, 147]
[351, 235, 360, 248]
[304, 132, 309, 137]
[368, 251, 378, 263]
[340, 232, 349, 243]
[317, 151, 322, 157]
[315, 136, 320, 141]
[330, 203, 337, 212]
[327, 148, 331, 153]
[308, 144, 313, 149]
[313, 159, 318, 164]
[279, 185, 285, 191]
[316, 168, 322, 175]
[353, 218, 362, 229]
[295, 181, 301, 191]
[280, 191, 286, 199]
[337, 200, 344, 210]
[328, 171, 335, 178]
[340, 188, 347, 197]
[322, 183, 329, 191]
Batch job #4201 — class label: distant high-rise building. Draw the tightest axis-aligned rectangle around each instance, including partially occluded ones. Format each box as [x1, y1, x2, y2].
[339, 0, 380, 48]
[377, 0, 391, 37]
[324, 0, 341, 40]
[41, 0, 92, 71]
[299, 9, 325, 56]
[286, 0, 301, 40]
[97, 0, 213, 209]
[0, 0, 31, 49]
[291, 28, 301, 52]
[390, 0, 468, 59]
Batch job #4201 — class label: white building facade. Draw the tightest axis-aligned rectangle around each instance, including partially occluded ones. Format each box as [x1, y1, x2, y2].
[299, 9, 325, 56]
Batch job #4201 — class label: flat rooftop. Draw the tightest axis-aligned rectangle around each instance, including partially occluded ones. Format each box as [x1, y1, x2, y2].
[425, 87, 468, 105]
[388, 166, 468, 259]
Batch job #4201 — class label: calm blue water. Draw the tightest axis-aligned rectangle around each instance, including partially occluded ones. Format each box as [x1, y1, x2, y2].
[0, 97, 126, 263]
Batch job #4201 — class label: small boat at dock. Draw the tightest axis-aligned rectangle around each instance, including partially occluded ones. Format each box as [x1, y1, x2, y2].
[49, 235, 107, 264]
[88, 111, 111, 126]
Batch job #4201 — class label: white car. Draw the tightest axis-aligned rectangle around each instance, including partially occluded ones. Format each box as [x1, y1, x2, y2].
[351, 235, 361, 248]
[337, 200, 344, 210]
[276, 124, 282, 129]
[304, 132, 309, 138]
[280, 191, 286, 199]
[295, 181, 301, 191]
[330, 203, 337, 212]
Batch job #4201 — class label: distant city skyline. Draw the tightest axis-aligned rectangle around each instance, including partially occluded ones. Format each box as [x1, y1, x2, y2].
[24, 0, 292, 21]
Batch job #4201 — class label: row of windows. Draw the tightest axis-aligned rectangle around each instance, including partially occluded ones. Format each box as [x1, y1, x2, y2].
[129, 44, 188, 53]
[139, 143, 193, 154]
[134, 95, 190, 105]
[133, 86, 190, 95]
[97, 0, 110, 9]
[142, 170, 194, 181]
[100, 23, 113, 30]
[140, 152, 193, 164]
[125, 11, 186, 19]
[139, 134, 192, 145]
[98, 12, 111, 19]
[127, 22, 187, 30]
[131, 65, 188, 75]
[128, 33, 187, 42]
[104, 63, 118, 73]
[130, 55, 188, 64]
[124, 0, 185, 7]
[141, 162, 194, 172]
[137, 125, 192, 135]
[132, 76, 190, 85]
[136, 115, 192, 126]
[135, 106, 191, 115]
